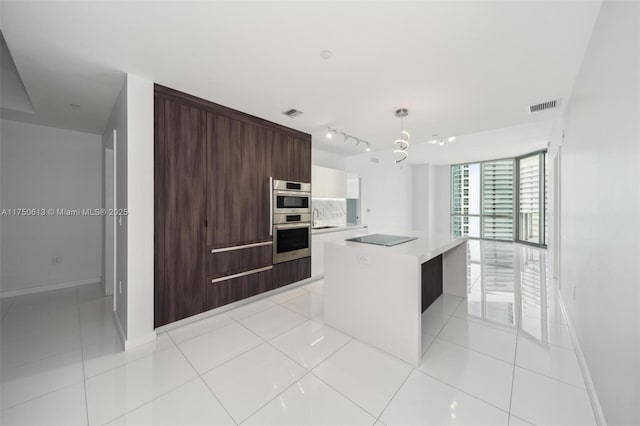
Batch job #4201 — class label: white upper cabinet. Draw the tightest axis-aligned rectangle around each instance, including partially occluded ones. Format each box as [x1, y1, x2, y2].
[312, 165, 346, 198]
[346, 173, 360, 199]
[311, 165, 324, 197]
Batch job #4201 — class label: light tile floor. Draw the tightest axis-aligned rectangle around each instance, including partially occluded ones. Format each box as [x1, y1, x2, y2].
[0, 241, 596, 425]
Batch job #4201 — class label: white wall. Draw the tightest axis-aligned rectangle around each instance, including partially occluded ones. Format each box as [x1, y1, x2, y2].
[412, 163, 451, 235]
[103, 78, 128, 333]
[102, 74, 155, 349]
[429, 165, 451, 234]
[345, 151, 413, 234]
[312, 148, 346, 170]
[554, 2, 639, 424]
[124, 74, 155, 347]
[412, 164, 430, 232]
[1, 119, 102, 295]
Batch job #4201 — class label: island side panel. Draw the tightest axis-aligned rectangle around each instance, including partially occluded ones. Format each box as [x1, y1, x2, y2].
[421, 254, 443, 313]
[324, 242, 422, 366]
[442, 239, 467, 297]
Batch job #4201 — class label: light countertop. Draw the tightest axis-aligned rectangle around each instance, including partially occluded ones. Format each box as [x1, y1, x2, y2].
[311, 224, 367, 235]
[326, 231, 467, 263]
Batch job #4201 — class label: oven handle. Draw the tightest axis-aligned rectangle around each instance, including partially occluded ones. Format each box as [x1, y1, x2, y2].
[273, 190, 311, 197]
[269, 176, 273, 236]
[274, 223, 311, 231]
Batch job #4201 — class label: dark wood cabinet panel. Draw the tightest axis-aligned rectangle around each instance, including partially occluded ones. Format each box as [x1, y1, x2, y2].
[206, 114, 272, 248]
[155, 96, 206, 327]
[154, 84, 312, 328]
[207, 244, 273, 279]
[421, 255, 443, 313]
[271, 132, 311, 183]
[273, 257, 311, 289]
[206, 269, 273, 310]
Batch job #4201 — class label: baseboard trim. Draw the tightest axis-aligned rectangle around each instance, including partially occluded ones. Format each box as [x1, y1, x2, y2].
[0, 278, 102, 299]
[558, 294, 607, 426]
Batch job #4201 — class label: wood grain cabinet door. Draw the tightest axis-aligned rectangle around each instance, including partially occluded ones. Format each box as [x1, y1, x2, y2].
[206, 114, 272, 248]
[155, 96, 206, 327]
[271, 132, 311, 183]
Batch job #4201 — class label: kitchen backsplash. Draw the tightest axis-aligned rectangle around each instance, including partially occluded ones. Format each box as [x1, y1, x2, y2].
[312, 198, 347, 227]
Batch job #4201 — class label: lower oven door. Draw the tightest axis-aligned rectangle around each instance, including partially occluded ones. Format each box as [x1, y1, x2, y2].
[273, 223, 311, 264]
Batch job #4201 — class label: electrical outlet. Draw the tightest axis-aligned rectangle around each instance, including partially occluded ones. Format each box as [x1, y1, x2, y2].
[52, 256, 62, 264]
[572, 285, 576, 300]
[119, 280, 122, 294]
[357, 254, 369, 265]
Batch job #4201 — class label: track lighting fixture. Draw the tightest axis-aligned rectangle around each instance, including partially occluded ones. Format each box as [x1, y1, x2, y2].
[427, 134, 457, 146]
[325, 127, 372, 153]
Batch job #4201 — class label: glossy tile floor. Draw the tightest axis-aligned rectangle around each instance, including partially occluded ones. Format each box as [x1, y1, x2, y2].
[0, 241, 596, 425]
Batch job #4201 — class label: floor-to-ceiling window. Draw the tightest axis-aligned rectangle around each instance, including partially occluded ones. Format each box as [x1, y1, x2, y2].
[451, 151, 546, 246]
[516, 151, 547, 246]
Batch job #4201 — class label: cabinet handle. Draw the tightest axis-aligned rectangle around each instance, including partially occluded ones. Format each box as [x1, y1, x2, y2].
[269, 176, 273, 236]
[210, 241, 272, 254]
[210, 265, 273, 284]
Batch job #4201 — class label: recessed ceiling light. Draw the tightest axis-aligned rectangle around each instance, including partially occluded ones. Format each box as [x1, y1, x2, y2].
[447, 136, 456, 142]
[320, 50, 333, 60]
[69, 103, 80, 110]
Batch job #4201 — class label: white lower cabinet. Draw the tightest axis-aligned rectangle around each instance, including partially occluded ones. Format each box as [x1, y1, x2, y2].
[311, 227, 368, 277]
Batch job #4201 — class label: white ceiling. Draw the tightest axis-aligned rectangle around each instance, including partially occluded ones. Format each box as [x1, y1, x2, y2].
[1, 1, 601, 163]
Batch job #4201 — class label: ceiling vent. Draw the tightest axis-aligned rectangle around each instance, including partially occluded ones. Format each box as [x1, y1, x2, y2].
[282, 109, 303, 118]
[529, 99, 559, 113]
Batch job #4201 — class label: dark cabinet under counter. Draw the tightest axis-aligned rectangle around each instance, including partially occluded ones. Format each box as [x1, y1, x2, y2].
[273, 257, 311, 289]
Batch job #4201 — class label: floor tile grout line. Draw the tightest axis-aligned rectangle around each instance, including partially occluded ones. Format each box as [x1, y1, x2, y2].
[82, 337, 177, 381]
[74, 288, 90, 426]
[434, 334, 516, 366]
[0, 378, 87, 413]
[0, 298, 90, 412]
[507, 326, 520, 425]
[99, 375, 209, 426]
[373, 367, 414, 424]
[0, 340, 85, 376]
[513, 364, 590, 391]
[229, 312, 312, 373]
[232, 305, 310, 343]
[167, 333, 239, 426]
[198, 314, 356, 423]
[413, 367, 511, 415]
[236, 371, 316, 425]
[164, 313, 237, 346]
[274, 292, 324, 319]
[275, 328, 353, 373]
[273, 297, 319, 319]
[309, 370, 385, 421]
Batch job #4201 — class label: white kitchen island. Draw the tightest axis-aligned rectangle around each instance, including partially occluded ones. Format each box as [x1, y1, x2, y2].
[324, 232, 467, 366]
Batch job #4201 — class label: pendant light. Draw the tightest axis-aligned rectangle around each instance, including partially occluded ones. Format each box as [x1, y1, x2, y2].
[394, 108, 410, 164]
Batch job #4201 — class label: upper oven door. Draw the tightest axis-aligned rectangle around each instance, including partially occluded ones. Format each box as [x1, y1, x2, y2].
[273, 190, 310, 214]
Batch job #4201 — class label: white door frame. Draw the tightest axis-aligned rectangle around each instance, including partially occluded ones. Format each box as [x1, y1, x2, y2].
[553, 147, 561, 282]
[104, 130, 117, 310]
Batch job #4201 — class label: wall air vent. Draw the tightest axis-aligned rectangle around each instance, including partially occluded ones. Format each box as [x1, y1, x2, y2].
[529, 99, 559, 113]
[282, 109, 303, 118]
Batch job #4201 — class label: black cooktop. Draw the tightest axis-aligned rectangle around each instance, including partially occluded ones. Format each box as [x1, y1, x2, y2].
[345, 233, 417, 247]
